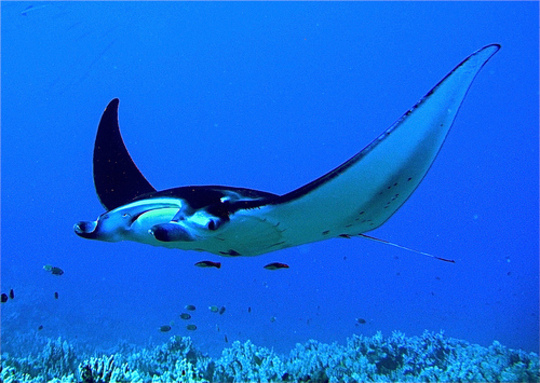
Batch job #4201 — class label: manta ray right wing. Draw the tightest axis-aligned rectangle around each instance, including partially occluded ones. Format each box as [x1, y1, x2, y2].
[228, 44, 501, 254]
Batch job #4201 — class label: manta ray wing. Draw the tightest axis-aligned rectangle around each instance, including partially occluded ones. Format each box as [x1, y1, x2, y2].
[93, 98, 156, 211]
[227, 44, 500, 254]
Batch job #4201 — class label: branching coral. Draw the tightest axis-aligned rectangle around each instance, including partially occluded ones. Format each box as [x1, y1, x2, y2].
[213, 340, 286, 382]
[1, 331, 538, 382]
[78, 354, 142, 383]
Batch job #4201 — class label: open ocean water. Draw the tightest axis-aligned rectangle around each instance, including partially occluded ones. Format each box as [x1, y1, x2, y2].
[1, 2, 539, 382]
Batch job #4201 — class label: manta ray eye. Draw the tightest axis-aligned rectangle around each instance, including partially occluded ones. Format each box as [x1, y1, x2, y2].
[207, 219, 220, 231]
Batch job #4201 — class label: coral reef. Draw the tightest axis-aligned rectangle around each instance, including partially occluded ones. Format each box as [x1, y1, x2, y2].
[1, 331, 538, 382]
[213, 340, 286, 382]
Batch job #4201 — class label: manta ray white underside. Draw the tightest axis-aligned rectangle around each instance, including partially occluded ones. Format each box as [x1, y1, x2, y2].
[75, 44, 500, 257]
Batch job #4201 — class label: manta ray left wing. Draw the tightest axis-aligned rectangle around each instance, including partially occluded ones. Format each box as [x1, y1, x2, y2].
[93, 98, 156, 211]
[75, 44, 499, 257]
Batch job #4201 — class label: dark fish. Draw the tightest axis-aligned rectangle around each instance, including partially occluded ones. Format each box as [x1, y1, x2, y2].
[54, 292, 59, 299]
[38, 325, 44, 331]
[180, 313, 191, 320]
[209, 305, 219, 313]
[1, 293, 8, 303]
[194, 260, 221, 269]
[248, 306, 251, 313]
[43, 265, 64, 275]
[20, 4, 49, 16]
[263, 262, 289, 270]
[219, 306, 226, 315]
[186, 324, 197, 331]
[159, 325, 172, 332]
[185, 304, 196, 311]
[9, 289, 14, 299]
[224, 334, 228, 343]
[356, 318, 367, 324]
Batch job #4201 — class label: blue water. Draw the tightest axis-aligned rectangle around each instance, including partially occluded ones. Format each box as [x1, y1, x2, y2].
[1, 1, 538, 360]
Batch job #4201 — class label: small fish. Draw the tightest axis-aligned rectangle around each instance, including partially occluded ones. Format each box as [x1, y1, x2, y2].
[159, 325, 172, 332]
[180, 313, 191, 320]
[1, 293, 8, 303]
[224, 334, 228, 343]
[209, 305, 219, 313]
[356, 318, 367, 325]
[54, 292, 59, 299]
[270, 316, 276, 323]
[185, 304, 196, 311]
[194, 261, 221, 269]
[248, 306, 252, 313]
[186, 324, 197, 331]
[43, 265, 64, 275]
[38, 325, 44, 331]
[9, 289, 14, 299]
[263, 262, 289, 270]
[20, 4, 49, 16]
[219, 306, 226, 315]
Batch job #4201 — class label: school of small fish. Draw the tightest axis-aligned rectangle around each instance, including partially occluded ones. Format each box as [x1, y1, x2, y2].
[2, 260, 371, 342]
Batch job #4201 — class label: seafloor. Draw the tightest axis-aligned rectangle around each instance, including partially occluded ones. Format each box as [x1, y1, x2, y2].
[1, 330, 538, 382]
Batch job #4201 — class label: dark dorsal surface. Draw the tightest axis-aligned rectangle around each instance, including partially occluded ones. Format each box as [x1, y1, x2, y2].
[93, 98, 156, 211]
[134, 185, 280, 217]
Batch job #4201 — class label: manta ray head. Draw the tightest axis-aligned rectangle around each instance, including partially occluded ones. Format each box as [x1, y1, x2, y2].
[74, 198, 184, 243]
[74, 196, 229, 246]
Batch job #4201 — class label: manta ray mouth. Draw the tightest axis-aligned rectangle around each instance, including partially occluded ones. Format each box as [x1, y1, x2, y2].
[150, 223, 195, 242]
[74, 220, 98, 238]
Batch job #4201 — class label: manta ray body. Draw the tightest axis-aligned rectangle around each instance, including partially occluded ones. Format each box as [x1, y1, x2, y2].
[75, 44, 500, 257]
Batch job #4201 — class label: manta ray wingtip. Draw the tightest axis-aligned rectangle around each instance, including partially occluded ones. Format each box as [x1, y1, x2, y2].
[107, 97, 120, 108]
[476, 43, 501, 58]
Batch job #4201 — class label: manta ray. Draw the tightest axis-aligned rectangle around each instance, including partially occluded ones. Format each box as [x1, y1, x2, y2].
[75, 44, 500, 259]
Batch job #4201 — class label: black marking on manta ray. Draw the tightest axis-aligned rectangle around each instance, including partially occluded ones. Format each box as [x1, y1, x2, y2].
[132, 187, 278, 218]
[219, 249, 241, 256]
